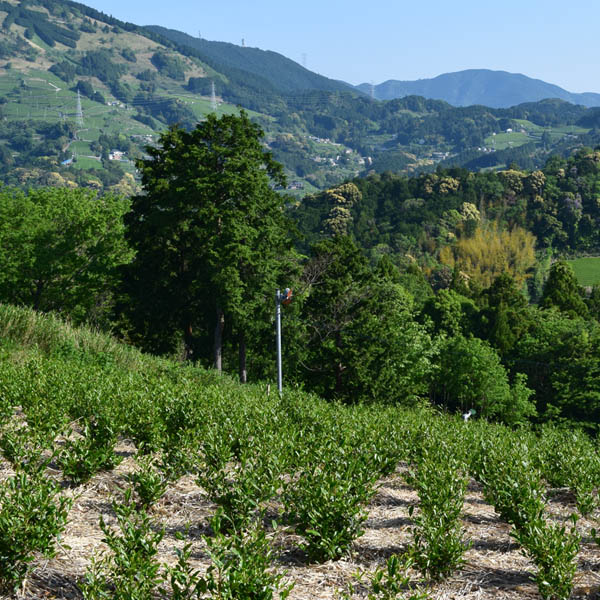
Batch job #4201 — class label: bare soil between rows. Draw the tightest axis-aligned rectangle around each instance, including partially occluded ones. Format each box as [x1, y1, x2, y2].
[3, 438, 600, 600]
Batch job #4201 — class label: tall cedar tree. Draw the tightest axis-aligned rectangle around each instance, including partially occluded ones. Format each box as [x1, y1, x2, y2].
[123, 112, 292, 381]
[540, 260, 588, 319]
[300, 236, 434, 402]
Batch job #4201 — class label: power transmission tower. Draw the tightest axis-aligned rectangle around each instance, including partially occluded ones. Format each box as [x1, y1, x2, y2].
[76, 90, 83, 127]
[302, 53, 307, 68]
[210, 81, 217, 112]
[370, 81, 375, 99]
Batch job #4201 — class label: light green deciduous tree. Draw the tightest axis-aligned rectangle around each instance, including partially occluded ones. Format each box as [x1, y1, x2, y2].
[0, 187, 132, 325]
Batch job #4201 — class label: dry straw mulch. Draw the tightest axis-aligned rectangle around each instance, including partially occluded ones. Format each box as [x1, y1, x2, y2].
[3, 439, 600, 600]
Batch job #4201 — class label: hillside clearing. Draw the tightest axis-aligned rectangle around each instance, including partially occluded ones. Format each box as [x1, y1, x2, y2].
[568, 257, 600, 287]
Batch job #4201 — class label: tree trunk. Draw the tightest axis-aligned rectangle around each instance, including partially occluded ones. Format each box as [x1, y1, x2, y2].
[213, 307, 224, 372]
[32, 280, 44, 311]
[239, 330, 247, 383]
[334, 331, 344, 395]
[183, 321, 194, 361]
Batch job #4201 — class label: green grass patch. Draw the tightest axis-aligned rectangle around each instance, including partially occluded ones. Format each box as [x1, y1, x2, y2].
[22, 69, 67, 90]
[567, 257, 600, 286]
[551, 125, 590, 135]
[0, 303, 146, 369]
[513, 119, 545, 133]
[484, 131, 530, 150]
[70, 141, 92, 154]
[173, 94, 265, 120]
[71, 156, 102, 169]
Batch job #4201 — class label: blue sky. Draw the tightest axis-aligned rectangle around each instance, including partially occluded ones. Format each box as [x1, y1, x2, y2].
[83, 0, 599, 93]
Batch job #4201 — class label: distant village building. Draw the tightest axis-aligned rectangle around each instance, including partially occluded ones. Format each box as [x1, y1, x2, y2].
[131, 134, 154, 144]
[109, 150, 126, 161]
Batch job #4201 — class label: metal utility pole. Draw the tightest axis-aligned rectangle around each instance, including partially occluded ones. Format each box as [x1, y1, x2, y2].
[76, 90, 84, 128]
[210, 81, 217, 112]
[276, 289, 282, 395]
[275, 288, 292, 395]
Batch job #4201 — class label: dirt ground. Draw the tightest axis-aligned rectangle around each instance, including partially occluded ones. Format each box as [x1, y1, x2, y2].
[3, 438, 600, 600]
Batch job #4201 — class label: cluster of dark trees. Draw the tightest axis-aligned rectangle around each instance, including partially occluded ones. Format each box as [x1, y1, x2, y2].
[50, 49, 126, 90]
[295, 149, 600, 266]
[0, 33, 35, 61]
[130, 95, 197, 131]
[78, 49, 126, 84]
[0, 1, 80, 48]
[2, 112, 600, 430]
[0, 120, 75, 169]
[73, 80, 105, 104]
[150, 51, 186, 81]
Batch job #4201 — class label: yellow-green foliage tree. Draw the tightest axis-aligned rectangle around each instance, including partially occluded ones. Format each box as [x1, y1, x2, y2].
[439, 224, 536, 289]
[321, 182, 361, 237]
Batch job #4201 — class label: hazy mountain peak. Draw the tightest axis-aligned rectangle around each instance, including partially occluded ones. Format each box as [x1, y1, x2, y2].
[357, 69, 600, 108]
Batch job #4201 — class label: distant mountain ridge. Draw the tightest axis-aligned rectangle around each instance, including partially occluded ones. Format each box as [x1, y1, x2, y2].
[146, 25, 355, 95]
[357, 69, 600, 108]
[0, 0, 599, 192]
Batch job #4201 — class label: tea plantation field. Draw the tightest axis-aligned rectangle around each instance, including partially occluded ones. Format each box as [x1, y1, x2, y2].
[0, 303, 599, 599]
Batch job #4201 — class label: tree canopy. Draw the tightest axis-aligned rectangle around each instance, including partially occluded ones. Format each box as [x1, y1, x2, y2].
[122, 111, 295, 380]
[0, 187, 132, 325]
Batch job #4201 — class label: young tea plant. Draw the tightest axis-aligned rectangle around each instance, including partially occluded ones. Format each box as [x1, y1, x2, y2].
[127, 454, 169, 508]
[0, 459, 72, 595]
[0, 422, 43, 468]
[478, 436, 580, 600]
[81, 489, 164, 600]
[405, 437, 470, 580]
[160, 428, 199, 481]
[161, 534, 202, 600]
[340, 554, 430, 600]
[59, 416, 122, 485]
[196, 510, 293, 600]
[161, 511, 292, 600]
[196, 426, 282, 531]
[283, 432, 381, 562]
[536, 426, 599, 516]
[476, 437, 546, 531]
[513, 515, 580, 600]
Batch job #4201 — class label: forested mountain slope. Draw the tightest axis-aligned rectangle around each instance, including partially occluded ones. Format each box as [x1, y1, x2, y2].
[146, 25, 355, 95]
[0, 0, 599, 192]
